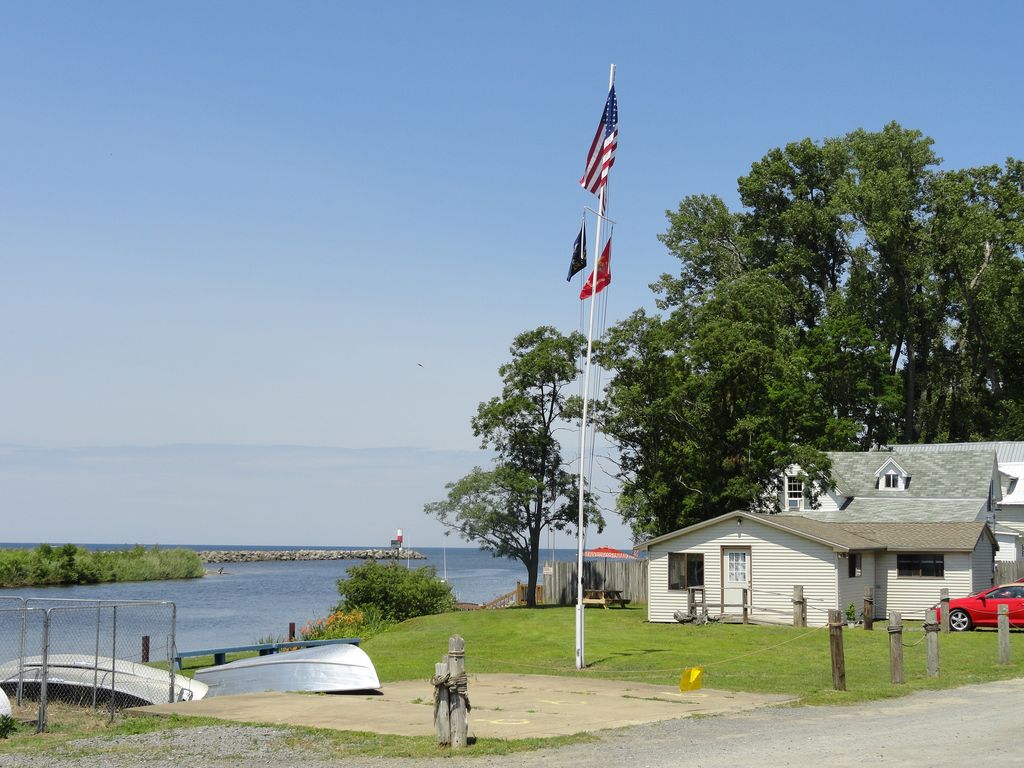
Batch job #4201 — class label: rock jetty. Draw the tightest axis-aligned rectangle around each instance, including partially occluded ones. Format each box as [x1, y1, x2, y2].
[198, 549, 426, 563]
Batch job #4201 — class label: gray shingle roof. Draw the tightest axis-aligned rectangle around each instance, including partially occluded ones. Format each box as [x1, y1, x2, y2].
[798, 497, 987, 523]
[837, 521, 989, 552]
[638, 511, 993, 553]
[888, 441, 1024, 464]
[825, 450, 997, 499]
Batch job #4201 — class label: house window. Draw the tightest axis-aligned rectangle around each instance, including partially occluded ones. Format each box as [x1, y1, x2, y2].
[668, 553, 704, 590]
[848, 553, 862, 578]
[896, 553, 944, 578]
[786, 476, 804, 510]
[883, 471, 900, 489]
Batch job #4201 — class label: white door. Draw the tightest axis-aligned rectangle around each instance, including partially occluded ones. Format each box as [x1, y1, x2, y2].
[723, 548, 750, 615]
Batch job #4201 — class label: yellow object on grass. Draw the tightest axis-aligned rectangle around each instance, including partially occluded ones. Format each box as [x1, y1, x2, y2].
[679, 666, 704, 691]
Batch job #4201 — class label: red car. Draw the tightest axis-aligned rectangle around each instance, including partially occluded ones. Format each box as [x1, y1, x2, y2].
[946, 584, 1024, 631]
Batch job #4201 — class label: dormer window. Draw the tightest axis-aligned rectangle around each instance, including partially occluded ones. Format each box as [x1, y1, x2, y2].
[786, 476, 804, 510]
[875, 458, 909, 491]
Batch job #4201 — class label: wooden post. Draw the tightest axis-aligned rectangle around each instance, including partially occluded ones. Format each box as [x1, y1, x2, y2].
[433, 658, 450, 746]
[141, 635, 150, 663]
[288, 622, 296, 642]
[741, 588, 749, 624]
[687, 588, 696, 618]
[924, 608, 940, 678]
[828, 609, 846, 691]
[888, 612, 904, 684]
[793, 586, 805, 628]
[998, 604, 1011, 664]
[448, 635, 468, 748]
[862, 587, 874, 631]
[940, 589, 950, 634]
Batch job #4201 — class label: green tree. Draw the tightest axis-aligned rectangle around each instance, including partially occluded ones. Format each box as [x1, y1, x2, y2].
[603, 122, 1023, 538]
[426, 327, 602, 606]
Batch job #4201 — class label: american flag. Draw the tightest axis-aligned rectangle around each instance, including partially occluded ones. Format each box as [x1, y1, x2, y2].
[580, 85, 618, 195]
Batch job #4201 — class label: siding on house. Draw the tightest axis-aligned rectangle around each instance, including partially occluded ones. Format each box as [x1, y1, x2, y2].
[647, 518, 839, 627]
[838, 552, 878, 620]
[972, 534, 996, 592]
[877, 552, 973, 620]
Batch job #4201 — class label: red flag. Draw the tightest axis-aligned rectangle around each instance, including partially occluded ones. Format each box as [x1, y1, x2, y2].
[579, 239, 611, 299]
[580, 86, 618, 195]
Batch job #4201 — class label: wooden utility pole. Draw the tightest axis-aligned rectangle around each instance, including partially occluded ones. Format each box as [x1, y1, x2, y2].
[998, 604, 1011, 664]
[828, 609, 846, 691]
[793, 586, 805, 628]
[888, 612, 904, 684]
[924, 609, 940, 678]
[862, 587, 874, 631]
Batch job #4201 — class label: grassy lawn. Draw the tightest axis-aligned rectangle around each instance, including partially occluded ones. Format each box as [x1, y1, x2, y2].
[366, 604, 1024, 706]
[3, 604, 1023, 757]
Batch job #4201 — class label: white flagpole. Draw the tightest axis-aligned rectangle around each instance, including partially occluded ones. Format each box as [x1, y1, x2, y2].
[576, 63, 615, 671]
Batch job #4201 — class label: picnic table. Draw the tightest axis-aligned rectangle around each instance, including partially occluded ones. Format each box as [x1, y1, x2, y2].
[582, 589, 631, 608]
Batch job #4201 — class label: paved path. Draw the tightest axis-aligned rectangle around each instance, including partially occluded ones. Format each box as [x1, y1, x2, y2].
[138, 673, 794, 737]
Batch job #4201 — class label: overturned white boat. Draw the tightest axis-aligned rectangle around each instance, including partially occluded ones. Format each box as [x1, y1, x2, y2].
[194, 642, 380, 697]
[0, 654, 207, 708]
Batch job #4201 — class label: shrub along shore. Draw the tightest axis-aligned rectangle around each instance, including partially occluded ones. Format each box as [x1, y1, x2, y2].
[0, 544, 205, 587]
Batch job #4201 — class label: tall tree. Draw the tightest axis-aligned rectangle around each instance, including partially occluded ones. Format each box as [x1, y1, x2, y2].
[425, 327, 601, 606]
[603, 123, 1022, 539]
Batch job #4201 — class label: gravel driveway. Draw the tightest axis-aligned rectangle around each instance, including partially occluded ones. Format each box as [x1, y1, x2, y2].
[3, 677, 1021, 767]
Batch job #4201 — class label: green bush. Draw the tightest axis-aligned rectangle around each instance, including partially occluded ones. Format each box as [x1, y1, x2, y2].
[335, 562, 457, 623]
[0, 714, 16, 739]
[0, 545, 204, 587]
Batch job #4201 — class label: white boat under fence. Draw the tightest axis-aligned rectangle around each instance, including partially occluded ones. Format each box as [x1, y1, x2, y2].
[0, 654, 207, 708]
[194, 642, 380, 696]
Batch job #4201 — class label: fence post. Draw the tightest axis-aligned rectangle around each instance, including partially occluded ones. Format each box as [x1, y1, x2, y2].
[142, 635, 150, 663]
[688, 588, 696, 618]
[169, 602, 177, 705]
[888, 611, 904, 684]
[741, 588, 749, 624]
[793, 586, 805, 627]
[940, 589, 950, 634]
[110, 605, 118, 722]
[433, 657, 451, 746]
[862, 587, 874, 631]
[924, 608, 940, 678]
[998, 604, 1011, 664]
[433, 635, 468, 748]
[37, 609, 51, 733]
[828, 609, 846, 691]
[288, 622, 296, 642]
[449, 635, 468, 748]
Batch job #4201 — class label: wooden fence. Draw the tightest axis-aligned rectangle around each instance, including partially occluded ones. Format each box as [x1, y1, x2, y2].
[543, 559, 648, 605]
[995, 561, 1024, 583]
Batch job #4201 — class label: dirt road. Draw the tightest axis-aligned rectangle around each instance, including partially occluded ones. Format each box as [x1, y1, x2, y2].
[3, 677, 1021, 767]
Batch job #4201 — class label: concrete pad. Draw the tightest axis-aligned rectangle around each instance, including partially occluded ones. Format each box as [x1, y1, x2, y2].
[135, 674, 794, 738]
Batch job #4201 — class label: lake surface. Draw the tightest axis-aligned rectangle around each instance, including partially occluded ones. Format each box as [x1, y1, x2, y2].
[0, 545, 576, 650]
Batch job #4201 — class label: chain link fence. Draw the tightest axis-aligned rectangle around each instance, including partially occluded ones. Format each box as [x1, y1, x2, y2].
[0, 598, 186, 731]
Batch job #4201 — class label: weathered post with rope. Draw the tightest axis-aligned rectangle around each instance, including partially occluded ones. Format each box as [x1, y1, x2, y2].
[792, 586, 805, 628]
[998, 604, 1011, 665]
[862, 587, 874, 631]
[827, 609, 846, 691]
[888, 611, 904, 684]
[939, 589, 950, 634]
[433, 635, 469, 748]
[924, 608, 940, 678]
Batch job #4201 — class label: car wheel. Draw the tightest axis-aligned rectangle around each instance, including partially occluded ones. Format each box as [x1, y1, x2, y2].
[949, 608, 972, 632]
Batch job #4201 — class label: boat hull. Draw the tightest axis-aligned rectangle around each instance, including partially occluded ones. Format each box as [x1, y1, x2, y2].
[0, 654, 207, 708]
[194, 643, 380, 697]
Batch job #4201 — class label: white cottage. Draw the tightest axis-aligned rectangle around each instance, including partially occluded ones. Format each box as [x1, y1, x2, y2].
[638, 510, 996, 625]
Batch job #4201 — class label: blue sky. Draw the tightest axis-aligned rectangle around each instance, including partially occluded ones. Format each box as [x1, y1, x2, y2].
[1, 2, 1022, 547]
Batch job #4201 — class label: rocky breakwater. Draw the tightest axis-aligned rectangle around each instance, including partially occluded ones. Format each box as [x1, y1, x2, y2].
[198, 549, 427, 563]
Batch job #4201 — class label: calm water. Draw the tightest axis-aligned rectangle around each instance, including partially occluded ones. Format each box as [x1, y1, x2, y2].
[0, 545, 576, 650]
